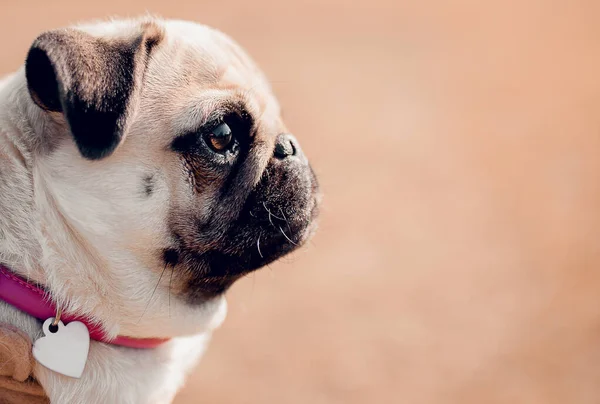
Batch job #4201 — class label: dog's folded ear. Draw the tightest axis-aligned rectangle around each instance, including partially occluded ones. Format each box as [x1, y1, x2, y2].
[25, 23, 163, 160]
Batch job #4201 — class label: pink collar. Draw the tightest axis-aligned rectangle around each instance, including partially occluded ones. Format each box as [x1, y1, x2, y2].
[0, 265, 169, 349]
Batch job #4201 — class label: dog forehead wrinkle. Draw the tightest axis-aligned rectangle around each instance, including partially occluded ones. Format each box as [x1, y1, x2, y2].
[168, 90, 236, 136]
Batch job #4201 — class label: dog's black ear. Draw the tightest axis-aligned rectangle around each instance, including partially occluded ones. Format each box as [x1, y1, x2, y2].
[25, 23, 163, 160]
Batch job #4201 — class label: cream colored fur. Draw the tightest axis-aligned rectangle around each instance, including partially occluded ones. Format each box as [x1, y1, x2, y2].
[0, 17, 282, 403]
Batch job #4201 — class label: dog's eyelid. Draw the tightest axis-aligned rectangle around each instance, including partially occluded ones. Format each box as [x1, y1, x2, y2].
[170, 112, 253, 153]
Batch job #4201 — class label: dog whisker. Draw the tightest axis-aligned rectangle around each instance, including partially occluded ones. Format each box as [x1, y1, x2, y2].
[138, 263, 168, 324]
[278, 207, 289, 223]
[168, 266, 174, 319]
[279, 226, 298, 246]
[263, 202, 275, 227]
[271, 211, 286, 221]
[257, 236, 264, 258]
[278, 206, 294, 236]
[270, 208, 286, 221]
[265, 261, 274, 272]
[263, 202, 286, 221]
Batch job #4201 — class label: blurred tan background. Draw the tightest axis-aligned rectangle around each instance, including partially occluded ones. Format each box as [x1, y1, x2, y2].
[3, 0, 600, 403]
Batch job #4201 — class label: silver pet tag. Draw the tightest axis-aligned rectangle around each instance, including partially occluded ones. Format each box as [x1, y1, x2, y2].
[33, 318, 90, 378]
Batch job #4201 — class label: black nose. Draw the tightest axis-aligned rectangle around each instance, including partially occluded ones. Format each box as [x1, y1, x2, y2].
[273, 133, 297, 159]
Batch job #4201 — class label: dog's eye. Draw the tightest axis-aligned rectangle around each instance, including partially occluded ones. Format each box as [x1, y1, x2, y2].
[204, 123, 233, 152]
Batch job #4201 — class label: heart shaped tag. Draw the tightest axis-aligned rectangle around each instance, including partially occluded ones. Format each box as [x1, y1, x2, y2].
[32, 318, 90, 378]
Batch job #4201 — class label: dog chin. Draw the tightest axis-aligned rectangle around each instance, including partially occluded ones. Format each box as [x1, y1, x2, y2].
[119, 294, 228, 339]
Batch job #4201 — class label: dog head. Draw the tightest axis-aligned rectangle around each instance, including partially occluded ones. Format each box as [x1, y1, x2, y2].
[21, 18, 319, 337]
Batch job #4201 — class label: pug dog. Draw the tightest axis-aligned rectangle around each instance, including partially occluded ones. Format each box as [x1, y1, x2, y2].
[0, 17, 319, 403]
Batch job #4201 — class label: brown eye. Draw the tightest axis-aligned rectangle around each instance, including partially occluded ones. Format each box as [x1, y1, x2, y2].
[205, 123, 233, 152]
